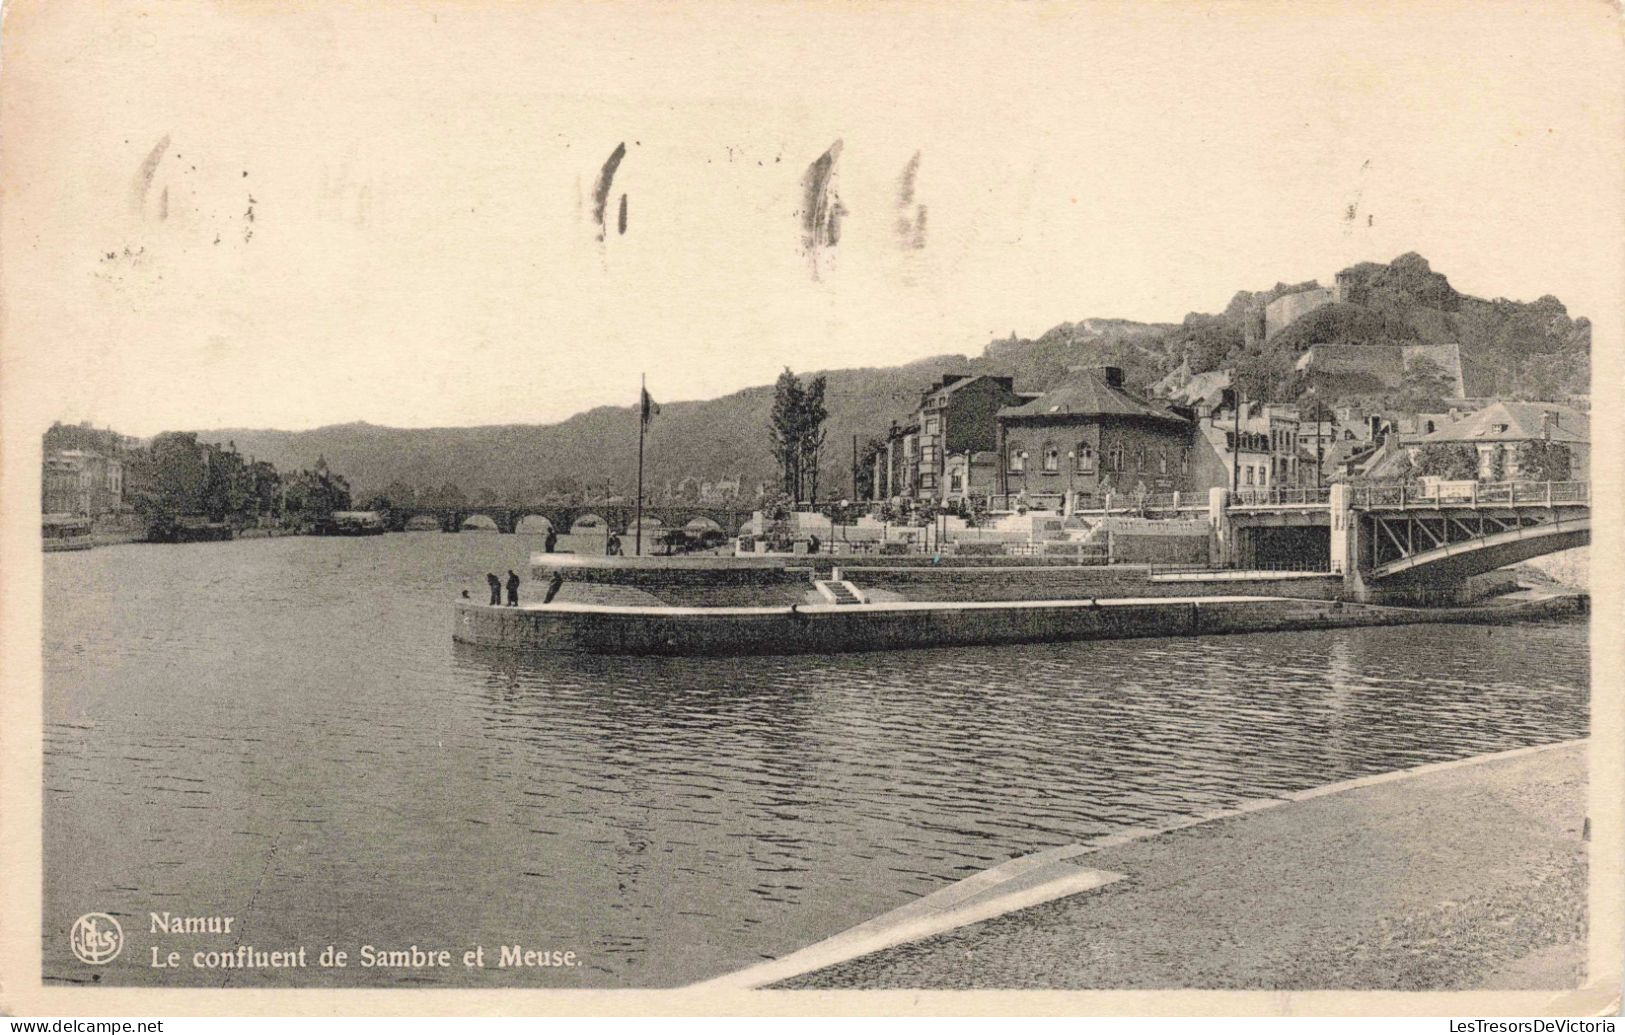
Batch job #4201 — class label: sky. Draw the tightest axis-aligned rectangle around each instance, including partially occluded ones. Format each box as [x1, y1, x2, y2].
[3, 0, 1622, 437]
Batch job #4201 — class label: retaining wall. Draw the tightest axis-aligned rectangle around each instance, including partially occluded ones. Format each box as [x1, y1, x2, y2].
[840, 565, 1344, 602]
[531, 552, 813, 605]
[452, 593, 1584, 657]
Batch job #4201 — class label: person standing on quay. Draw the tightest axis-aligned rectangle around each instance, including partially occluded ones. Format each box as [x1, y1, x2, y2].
[544, 528, 558, 553]
[506, 569, 520, 607]
[543, 571, 566, 604]
[486, 572, 501, 605]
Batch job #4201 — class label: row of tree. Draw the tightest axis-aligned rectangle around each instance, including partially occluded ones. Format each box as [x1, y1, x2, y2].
[1406, 440, 1573, 483]
[128, 432, 352, 529]
[769, 368, 829, 503]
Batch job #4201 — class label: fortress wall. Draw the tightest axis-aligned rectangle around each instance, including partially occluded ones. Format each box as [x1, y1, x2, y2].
[1264, 286, 1337, 338]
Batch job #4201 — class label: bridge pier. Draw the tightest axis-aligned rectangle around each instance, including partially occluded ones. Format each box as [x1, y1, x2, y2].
[1208, 487, 1232, 568]
[1327, 483, 1369, 601]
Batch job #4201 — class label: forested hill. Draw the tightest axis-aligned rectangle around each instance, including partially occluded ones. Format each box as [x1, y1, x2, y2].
[201, 253, 1589, 500]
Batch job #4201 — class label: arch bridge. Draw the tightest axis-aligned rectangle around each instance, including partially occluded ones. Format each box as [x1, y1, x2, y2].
[1342, 481, 1589, 589]
[1204, 481, 1589, 600]
[384, 502, 750, 537]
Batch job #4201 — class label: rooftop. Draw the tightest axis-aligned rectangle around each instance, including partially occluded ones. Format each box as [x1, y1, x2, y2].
[1414, 401, 1589, 445]
[999, 368, 1189, 425]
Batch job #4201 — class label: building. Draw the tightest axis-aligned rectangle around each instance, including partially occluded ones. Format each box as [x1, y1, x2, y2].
[908, 373, 1033, 502]
[1190, 400, 1306, 492]
[699, 474, 742, 504]
[995, 366, 1197, 509]
[42, 449, 125, 517]
[1404, 401, 1589, 480]
[870, 420, 919, 501]
[942, 451, 1000, 502]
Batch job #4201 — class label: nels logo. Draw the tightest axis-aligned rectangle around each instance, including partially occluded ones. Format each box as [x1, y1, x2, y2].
[70, 912, 123, 965]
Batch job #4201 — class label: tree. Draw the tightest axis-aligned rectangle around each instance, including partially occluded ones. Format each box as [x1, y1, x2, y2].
[800, 375, 828, 504]
[1395, 355, 1457, 412]
[1409, 443, 1479, 481]
[130, 432, 209, 520]
[767, 368, 830, 503]
[769, 369, 805, 499]
[1515, 440, 1572, 482]
[283, 457, 352, 526]
[853, 436, 886, 499]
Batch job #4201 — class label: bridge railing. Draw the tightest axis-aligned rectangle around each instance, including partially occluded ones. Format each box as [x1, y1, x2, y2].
[1230, 486, 1331, 508]
[1349, 480, 1589, 509]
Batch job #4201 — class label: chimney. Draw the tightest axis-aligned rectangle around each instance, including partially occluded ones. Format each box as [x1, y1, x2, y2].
[1097, 366, 1124, 388]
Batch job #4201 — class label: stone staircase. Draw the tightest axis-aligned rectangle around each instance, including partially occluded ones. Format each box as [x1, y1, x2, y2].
[814, 579, 866, 605]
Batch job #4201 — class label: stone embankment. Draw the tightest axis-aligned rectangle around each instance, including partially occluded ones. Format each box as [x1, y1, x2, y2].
[454, 591, 1582, 656]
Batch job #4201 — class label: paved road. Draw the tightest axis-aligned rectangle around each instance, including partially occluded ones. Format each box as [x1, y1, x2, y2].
[779, 742, 1587, 990]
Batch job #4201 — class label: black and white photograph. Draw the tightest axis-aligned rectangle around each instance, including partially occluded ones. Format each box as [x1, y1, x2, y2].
[1, 0, 1619, 1019]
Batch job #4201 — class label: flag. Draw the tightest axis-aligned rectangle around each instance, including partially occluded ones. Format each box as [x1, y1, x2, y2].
[641, 387, 659, 426]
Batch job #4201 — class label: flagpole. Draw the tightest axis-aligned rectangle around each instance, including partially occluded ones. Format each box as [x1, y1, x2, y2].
[636, 373, 646, 557]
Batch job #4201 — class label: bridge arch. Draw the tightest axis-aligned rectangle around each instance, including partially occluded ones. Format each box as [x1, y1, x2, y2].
[571, 513, 608, 534]
[514, 514, 555, 534]
[1368, 518, 1590, 584]
[461, 513, 500, 532]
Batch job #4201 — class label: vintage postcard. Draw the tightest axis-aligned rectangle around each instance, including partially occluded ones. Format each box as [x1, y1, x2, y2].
[1, 0, 1620, 1019]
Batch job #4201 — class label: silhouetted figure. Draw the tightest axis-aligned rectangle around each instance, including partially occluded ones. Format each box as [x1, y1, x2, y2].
[606, 532, 622, 556]
[505, 569, 520, 606]
[544, 529, 558, 553]
[486, 572, 501, 605]
[543, 572, 565, 604]
[460, 590, 470, 600]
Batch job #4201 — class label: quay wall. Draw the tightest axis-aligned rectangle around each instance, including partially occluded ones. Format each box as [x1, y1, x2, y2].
[452, 594, 1585, 657]
[840, 565, 1344, 603]
[527, 555, 1525, 607]
[530, 552, 814, 606]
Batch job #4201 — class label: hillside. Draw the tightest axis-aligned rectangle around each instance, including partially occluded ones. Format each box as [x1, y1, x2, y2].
[196, 253, 1589, 501]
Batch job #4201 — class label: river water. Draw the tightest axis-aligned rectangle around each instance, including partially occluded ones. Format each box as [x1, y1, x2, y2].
[42, 533, 1589, 987]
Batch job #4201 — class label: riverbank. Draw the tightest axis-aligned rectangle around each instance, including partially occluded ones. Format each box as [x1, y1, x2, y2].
[761, 740, 1587, 990]
[76, 525, 368, 547]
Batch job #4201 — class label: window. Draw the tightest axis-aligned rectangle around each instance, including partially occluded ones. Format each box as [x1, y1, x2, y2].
[1158, 450, 1168, 475]
[1134, 447, 1145, 470]
[1109, 445, 1124, 472]
[1007, 442, 1026, 473]
[949, 469, 964, 492]
[924, 416, 940, 436]
[1043, 443, 1060, 473]
[1075, 443, 1096, 473]
[1180, 449, 1190, 475]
